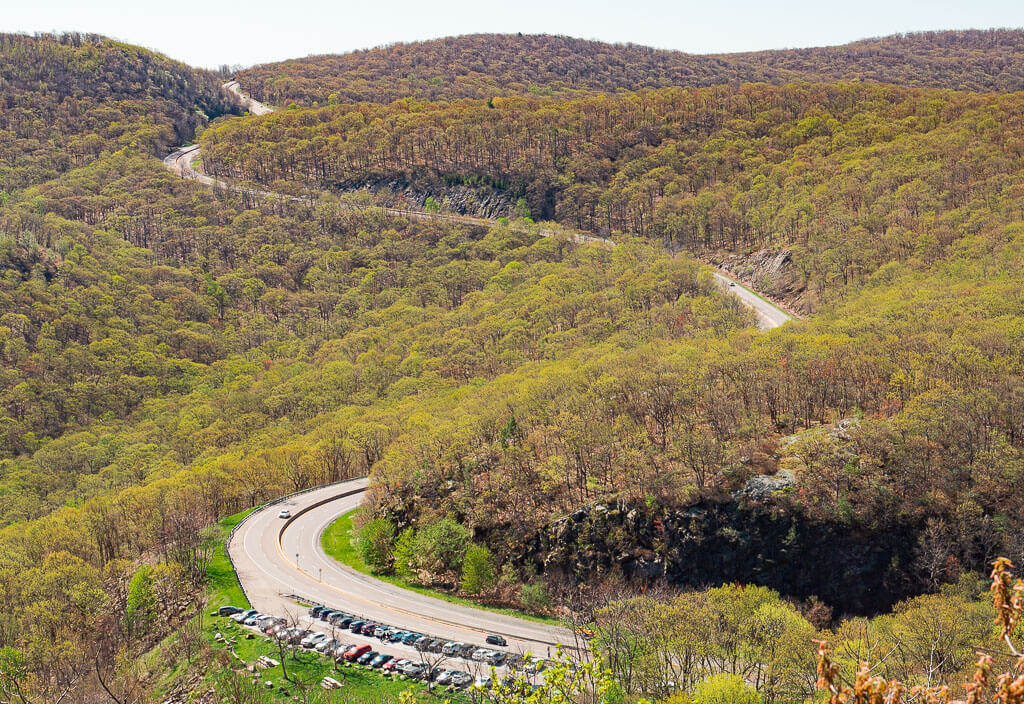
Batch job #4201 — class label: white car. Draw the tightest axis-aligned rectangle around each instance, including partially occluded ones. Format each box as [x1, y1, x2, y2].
[278, 508, 291, 519]
[301, 632, 326, 649]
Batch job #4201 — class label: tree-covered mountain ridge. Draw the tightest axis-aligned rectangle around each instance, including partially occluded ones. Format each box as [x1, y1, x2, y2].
[235, 28, 1024, 105]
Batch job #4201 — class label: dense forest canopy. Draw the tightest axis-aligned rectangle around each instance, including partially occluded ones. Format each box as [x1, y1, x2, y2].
[200, 81, 1024, 311]
[234, 29, 1024, 106]
[3, 29, 1024, 704]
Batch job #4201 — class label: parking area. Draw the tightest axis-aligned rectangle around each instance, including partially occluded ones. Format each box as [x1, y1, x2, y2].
[216, 599, 553, 693]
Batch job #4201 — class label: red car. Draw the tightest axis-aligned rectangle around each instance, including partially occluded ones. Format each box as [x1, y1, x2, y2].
[343, 644, 371, 661]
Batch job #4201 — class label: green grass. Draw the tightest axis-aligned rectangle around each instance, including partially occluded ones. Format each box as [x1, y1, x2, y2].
[321, 509, 562, 627]
[207, 508, 253, 609]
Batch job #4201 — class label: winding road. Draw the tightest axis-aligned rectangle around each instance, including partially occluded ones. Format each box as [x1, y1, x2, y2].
[193, 80, 796, 668]
[229, 479, 577, 664]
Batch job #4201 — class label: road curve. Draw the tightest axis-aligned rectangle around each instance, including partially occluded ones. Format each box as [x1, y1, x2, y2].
[711, 272, 792, 330]
[229, 480, 577, 662]
[167, 84, 793, 330]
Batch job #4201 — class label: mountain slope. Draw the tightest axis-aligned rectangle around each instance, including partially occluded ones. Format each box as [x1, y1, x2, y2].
[235, 29, 1024, 105]
[0, 32, 238, 191]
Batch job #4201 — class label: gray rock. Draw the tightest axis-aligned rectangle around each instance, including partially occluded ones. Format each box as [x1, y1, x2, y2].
[732, 469, 796, 501]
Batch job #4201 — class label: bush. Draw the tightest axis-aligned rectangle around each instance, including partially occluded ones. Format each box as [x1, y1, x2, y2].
[356, 517, 396, 573]
[688, 674, 762, 704]
[412, 517, 469, 577]
[518, 581, 551, 614]
[460, 544, 496, 594]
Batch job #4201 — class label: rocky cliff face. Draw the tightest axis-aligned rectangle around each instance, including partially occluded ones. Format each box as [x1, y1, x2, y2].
[518, 493, 922, 615]
[332, 176, 515, 220]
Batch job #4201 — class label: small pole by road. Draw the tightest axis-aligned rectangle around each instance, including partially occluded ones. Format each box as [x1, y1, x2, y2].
[319, 567, 323, 583]
[296, 552, 299, 571]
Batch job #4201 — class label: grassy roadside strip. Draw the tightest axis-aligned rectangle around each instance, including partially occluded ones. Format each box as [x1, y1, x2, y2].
[321, 509, 562, 627]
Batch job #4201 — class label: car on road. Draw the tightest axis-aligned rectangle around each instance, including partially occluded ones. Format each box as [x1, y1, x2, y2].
[278, 508, 291, 518]
[485, 634, 507, 647]
[369, 653, 393, 668]
[729, 282, 737, 287]
[356, 650, 378, 666]
[217, 605, 243, 617]
[343, 644, 371, 661]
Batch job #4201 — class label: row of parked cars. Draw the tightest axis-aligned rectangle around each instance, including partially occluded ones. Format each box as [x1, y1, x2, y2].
[307, 604, 514, 667]
[217, 604, 547, 689]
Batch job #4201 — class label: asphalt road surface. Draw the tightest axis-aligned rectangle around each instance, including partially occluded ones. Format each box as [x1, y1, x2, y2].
[711, 272, 792, 330]
[228, 480, 578, 667]
[224, 80, 274, 115]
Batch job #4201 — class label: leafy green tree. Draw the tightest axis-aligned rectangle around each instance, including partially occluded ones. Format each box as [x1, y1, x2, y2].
[688, 674, 762, 704]
[392, 527, 417, 580]
[460, 543, 496, 594]
[125, 564, 157, 637]
[412, 517, 469, 577]
[356, 517, 397, 573]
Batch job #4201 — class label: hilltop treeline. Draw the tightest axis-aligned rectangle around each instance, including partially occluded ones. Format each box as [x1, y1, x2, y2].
[0, 32, 238, 191]
[201, 81, 1024, 308]
[234, 29, 1024, 105]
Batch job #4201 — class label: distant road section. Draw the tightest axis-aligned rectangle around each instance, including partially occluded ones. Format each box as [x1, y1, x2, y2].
[224, 79, 274, 115]
[711, 271, 793, 330]
[166, 82, 793, 331]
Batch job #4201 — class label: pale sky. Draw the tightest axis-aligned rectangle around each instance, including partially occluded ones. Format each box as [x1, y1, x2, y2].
[4, 0, 1024, 69]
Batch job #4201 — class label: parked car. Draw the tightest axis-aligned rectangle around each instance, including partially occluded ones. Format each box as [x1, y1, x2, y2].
[471, 648, 491, 662]
[485, 634, 507, 647]
[412, 636, 429, 649]
[525, 657, 546, 673]
[450, 672, 473, 688]
[356, 650, 378, 666]
[401, 633, 422, 645]
[369, 653, 394, 668]
[400, 661, 426, 678]
[343, 644, 371, 661]
[231, 609, 258, 623]
[301, 632, 327, 649]
[486, 651, 507, 666]
[348, 620, 366, 632]
[315, 638, 338, 653]
[425, 639, 445, 653]
[278, 508, 291, 519]
[333, 615, 354, 628]
[361, 623, 378, 636]
[309, 605, 324, 618]
[217, 605, 243, 617]
[383, 657, 408, 672]
[442, 641, 464, 656]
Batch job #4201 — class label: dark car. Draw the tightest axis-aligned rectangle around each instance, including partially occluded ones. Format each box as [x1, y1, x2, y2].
[343, 644, 371, 661]
[485, 634, 507, 647]
[426, 639, 446, 653]
[218, 605, 243, 617]
[349, 620, 366, 631]
[319, 609, 336, 621]
[334, 616, 354, 628]
[361, 623, 378, 636]
[357, 650, 378, 666]
[369, 653, 394, 669]
[309, 605, 324, 618]
[402, 633, 422, 645]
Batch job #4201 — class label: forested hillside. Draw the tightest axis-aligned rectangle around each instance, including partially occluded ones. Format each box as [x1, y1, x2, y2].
[4, 29, 1024, 704]
[201, 81, 1024, 310]
[235, 29, 1024, 105]
[0, 33, 238, 191]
